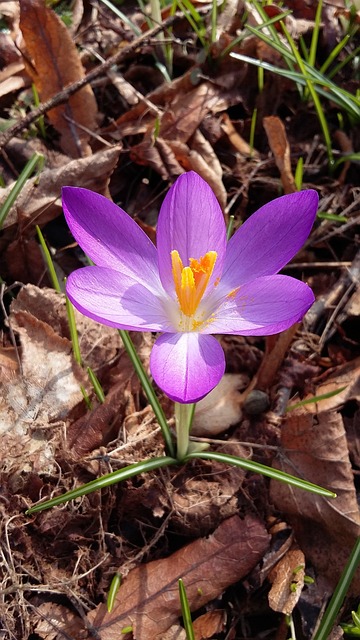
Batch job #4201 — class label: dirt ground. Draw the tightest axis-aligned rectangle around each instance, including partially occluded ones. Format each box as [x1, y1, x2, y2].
[0, 1, 359, 638]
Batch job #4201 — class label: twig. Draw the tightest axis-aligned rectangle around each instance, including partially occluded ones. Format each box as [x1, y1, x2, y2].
[0, 12, 184, 152]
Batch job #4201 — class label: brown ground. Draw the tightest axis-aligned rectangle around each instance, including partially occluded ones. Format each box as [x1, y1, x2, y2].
[0, 1, 359, 639]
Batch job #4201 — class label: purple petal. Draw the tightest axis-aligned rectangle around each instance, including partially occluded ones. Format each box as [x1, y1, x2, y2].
[220, 190, 318, 291]
[156, 172, 227, 299]
[203, 275, 314, 335]
[62, 187, 161, 293]
[66, 266, 171, 331]
[150, 332, 225, 403]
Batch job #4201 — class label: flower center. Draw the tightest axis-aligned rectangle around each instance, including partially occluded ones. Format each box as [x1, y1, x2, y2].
[171, 249, 217, 317]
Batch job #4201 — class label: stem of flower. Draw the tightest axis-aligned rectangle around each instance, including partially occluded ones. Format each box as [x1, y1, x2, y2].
[175, 402, 196, 460]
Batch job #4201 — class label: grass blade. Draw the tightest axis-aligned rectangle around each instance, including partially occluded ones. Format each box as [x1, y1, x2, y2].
[36, 225, 62, 292]
[185, 451, 336, 498]
[179, 579, 195, 640]
[313, 536, 360, 640]
[0, 153, 44, 229]
[27, 456, 178, 513]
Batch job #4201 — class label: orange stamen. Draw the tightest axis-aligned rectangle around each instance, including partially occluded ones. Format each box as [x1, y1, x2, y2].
[171, 249, 217, 317]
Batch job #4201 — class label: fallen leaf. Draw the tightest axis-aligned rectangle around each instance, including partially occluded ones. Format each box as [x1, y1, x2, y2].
[302, 355, 360, 413]
[11, 284, 121, 372]
[0, 145, 121, 232]
[263, 116, 296, 194]
[220, 113, 259, 157]
[20, 0, 98, 157]
[271, 410, 360, 591]
[33, 601, 86, 640]
[268, 545, 305, 615]
[88, 515, 270, 639]
[192, 609, 226, 639]
[0, 306, 86, 477]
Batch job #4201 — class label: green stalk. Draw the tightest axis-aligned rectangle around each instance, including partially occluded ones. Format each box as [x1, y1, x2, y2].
[87, 366, 105, 403]
[36, 225, 61, 292]
[0, 153, 44, 230]
[185, 451, 336, 498]
[65, 295, 82, 365]
[119, 330, 175, 457]
[175, 402, 196, 460]
[27, 456, 178, 513]
[179, 579, 195, 640]
[211, 0, 217, 44]
[281, 22, 334, 167]
[313, 536, 360, 640]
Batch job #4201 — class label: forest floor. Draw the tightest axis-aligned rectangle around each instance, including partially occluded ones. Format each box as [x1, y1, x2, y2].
[0, 1, 359, 639]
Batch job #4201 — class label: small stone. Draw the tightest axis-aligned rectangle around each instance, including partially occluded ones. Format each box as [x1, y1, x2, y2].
[243, 390, 270, 415]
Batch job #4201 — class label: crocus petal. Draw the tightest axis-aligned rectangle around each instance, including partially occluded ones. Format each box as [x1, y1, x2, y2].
[203, 275, 314, 335]
[66, 266, 172, 331]
[156, 172, 227, 298]
[62, 187, 161, 293]
[150, 332, 225, 403]
[220, 190, 318, 291]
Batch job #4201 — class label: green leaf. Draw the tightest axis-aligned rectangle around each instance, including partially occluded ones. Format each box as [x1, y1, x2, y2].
[27, 456, 178, 513]
[185, 451, 336, 498]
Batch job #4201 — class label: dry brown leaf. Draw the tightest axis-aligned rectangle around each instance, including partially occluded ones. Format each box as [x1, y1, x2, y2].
[159, 83, 220, 143]
[268, 545, 305, 615]
[0, 145, 121, 232]
[87, 515, 270, 639]
[11, 285, 121, 372]
[33, 601, 87, 640]
[263, 116, 296, 194]
[165, 139, 227, 210]
[271, 410, 360, 591]
[20, 0, 98, 157]
[302, 355, 360, 413]
[0, 61, 27, 97]
[192, 610, 226, 639]
[0, 307, 86, 477]
[220, 113, 259, 157]
[191, 129, 223, 177]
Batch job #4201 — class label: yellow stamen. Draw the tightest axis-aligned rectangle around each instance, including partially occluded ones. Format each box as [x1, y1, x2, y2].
[171, 249, 217, 317]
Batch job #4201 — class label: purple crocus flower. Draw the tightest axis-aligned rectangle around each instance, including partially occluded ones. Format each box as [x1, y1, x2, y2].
[62, 172, 318, 404]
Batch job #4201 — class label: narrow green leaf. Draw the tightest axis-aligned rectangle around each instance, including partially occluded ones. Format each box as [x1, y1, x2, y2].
[87, 366, 105, 404]
[286, 386, 347, 412]
[36, 225, 62, 293]
[249, 108, 257, 157]
[0, 153, 44, 229]
[185, 451, 336, 498]
[26, 456, 178, 513]
[294, 157, 303, 191]
[65, 294, 82, 364]
[314, 536, 360, 640]
[179, 579, 195, 640]
[107, 573, 122, 613]
[280, 22, 334, 167]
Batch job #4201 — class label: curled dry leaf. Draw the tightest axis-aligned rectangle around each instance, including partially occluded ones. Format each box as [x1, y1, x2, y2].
[301, 355, 360, 413]
[0, 307, 86, 476]
[88, 515, 270, 640]
[263, 116, 296, 194]
[34, 601, 87, 640]
[271, 410, 360, 591]
[268, 545, 305, 615]
[0, 145, 121, 232]
[11, 284, 121, 372]
[192, 609, 226, 639]
[20, 0, 98, 157]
